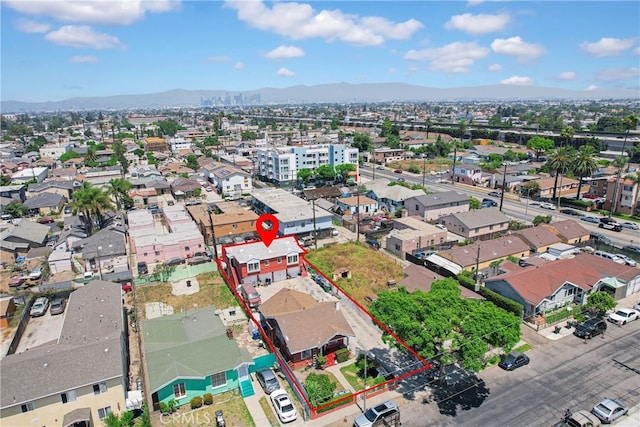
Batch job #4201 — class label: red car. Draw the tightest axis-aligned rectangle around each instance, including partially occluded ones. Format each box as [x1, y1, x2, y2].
[394, 169, 403, 174]
[37, 217, 55, 224]
[9, 275, 28, 287]
[582, 193, 599, 200]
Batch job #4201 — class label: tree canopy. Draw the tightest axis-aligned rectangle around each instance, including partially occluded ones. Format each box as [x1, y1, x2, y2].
[370, 278, 521, 371]
[526, 136, 554, 161]
[315, 164, 336, 181]
[585, 291, 616, 316]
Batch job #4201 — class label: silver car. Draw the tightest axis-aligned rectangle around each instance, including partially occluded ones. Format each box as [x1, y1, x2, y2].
[30, 297, 49, 317]
[616, 254, 637, 267]
[256, 369, 279, 394]
[591, 398, 627, 423]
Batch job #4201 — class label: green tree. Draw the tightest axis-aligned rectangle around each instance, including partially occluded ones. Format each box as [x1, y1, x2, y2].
[547, 147, 574, 200]
[526, 136, 554, 161]
[380, 118, 393, 137]
[370, 279, 521, 371]
[520, 180, 541, 199]
[408, 164, 420, 174]
[2, 201, 27, 218]
[297, 168, 313, 184]
[139, 404, 151, 427]
[108, 178, 132, 211]
[0, 174, 11, 185]
[352, 132, 372, 153]
[561, 126, 575, 149]
[241, 130, 258, 141]
[335, 163, 356, 182]
[153, 262, 176, 282]
[584, 291, 616, 316]
[103, 410, 134, 427]
[469, 196, 481, 210]
[315, 164, 336, 182]
[112, 140, 129, 174]
[185, 154, 199, 170]
[571, 145, 598, 198]
[156, 119, 183, 136]
[59, 151, 80, 163]
[304, 373, 337, 407]
[532, 215, 552, 226]
[71, 183, 114, 234]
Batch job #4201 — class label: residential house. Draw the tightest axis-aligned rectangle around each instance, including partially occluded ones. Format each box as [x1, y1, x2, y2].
[48, 246, 73, 274]
[515, 225, 563, 253]
[223, 236, 305, 285]
[142, 306, 261, 410]
[206, 164, 252, 198]
[259, 288, 355, 370]
[439, 207, 510, 240]
[429, 235, 531, 276]
[371, 148, 406, 165]
[485, 253, 640, 319]
[0, 281, 128, 427]
[399, 264, 484, 299]
[0, 220, 50, 260]
[187, 202, 258, 246]
[336, 195, 378, 216]
[536, 176, 580, 200]
[160, 162, 193, 177]
[81, 166, 122, 187]
[365, 181, 425, 212]
[10, 167, 48, 184]
[543, 219, 590, 245]
[603, 176, 639, 215]
[38, 142, 71, 159]
[28, 180, 74, 200]
[0, 296, 16, 329]
[251, 188, 334, 238]
[405, 191, 469, 222]
[71, 228, 129, 275]
[170, 177, 201, 200]
[23, 192, 66, 215]
[385, 217, 448, 257]
[449, 165, 484, 186]
[62, 158, 85, 169]
[0, 185, 26, 202]
[167, 137, 192, 153]
[129, 188, 159, 208]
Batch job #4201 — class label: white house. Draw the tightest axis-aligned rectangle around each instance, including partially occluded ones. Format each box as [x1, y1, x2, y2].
[38, 142, 72, 160]
[10, 167, 49, 184]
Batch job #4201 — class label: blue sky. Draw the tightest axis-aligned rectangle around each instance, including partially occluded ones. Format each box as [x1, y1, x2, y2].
[2, 0, 639, 102]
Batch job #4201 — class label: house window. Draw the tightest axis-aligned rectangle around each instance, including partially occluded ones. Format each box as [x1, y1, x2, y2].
[97, 406, 112, 420]
[61, 390, 77, 404]
[264, 259, 270, 266]
[173, 383, 186, 399]
[211, 372, 227, 388]
[184, 246, 190, 251]
[21, 402, 34, 413]
[277, 257, 282, 263]
[155, 251, 160, 256]
[489, 225, 493, 230]
[93, 382, 108, 394]
[232, 224, 238, 229]
[247, 261, 260, 273]
[286, 254, 298, 265]
[143, 252, 148, 256]
[301, 349, 312, 360]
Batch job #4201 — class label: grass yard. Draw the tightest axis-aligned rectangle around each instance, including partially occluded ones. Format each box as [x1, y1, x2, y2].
[513, 343, 533, 353]
[135, 271, 237, 318]
[305, 242, 404, 304]
[150, 391, 254, 427]
[386, 158, 451, 173]
[259, 396, 280, 427]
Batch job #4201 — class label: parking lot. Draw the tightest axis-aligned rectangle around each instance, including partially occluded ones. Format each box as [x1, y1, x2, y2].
[15, 304, 66, 353]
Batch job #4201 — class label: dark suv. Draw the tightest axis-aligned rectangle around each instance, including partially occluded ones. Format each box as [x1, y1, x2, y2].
[137, 261, 148, 275]
[599, 217, 622, 232]
[573, 317, 607, 339]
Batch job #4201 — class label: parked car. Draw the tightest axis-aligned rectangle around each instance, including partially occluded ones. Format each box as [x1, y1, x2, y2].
[50, 297, 66, 315]
[599, 217, 622, 232]
[29, 262, 45, 280]
[64, 205, 72, 214]
[591, 398, 628, 423]
[607, 308, 639, 325]
[137, 261, 148, 275]
[623, 245, 640, 253]
[482, 198, 498, 207]
[269, 389, 297, 423]
[590, 233, 612, 245]
[366, 239, 380, 250]
[616, 254, 637, 267]
[488, 191, 502, 197]
[594, 251, 625, 264]
[240, 283, 262, 309]
[552, 410, 602, 427]
[353, 400, 400, 427]
[581, 216, 601, 224]
[634, 301, 640, 311]
[376, 166, 385, 170]
[30, 297, 50, 317]
[560, 208, 582, 216]
[540, 202, 556, 210]
[573, 317, 607, 339]
[397, 177, 406, 182]
[498, 351, 530, 371]
[620, 221, 639, 230]
[9, 274, 28, 287]
[256, 369, 280, 394]
[37, 216, 55, 224]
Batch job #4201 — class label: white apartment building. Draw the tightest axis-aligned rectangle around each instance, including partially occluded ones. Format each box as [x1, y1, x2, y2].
[168, 137, 192, 152]
[256, 144, 359, 185]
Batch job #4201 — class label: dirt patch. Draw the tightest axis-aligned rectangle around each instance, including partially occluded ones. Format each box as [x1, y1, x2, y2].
[305, 242, 404, 304]
[387, 158, 451, 173]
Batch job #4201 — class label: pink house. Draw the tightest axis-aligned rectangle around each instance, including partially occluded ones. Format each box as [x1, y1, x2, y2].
[222, 236, 306, 285]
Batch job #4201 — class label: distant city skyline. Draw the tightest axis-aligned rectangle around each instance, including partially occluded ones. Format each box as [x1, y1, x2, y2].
[2, 0, 639, 103]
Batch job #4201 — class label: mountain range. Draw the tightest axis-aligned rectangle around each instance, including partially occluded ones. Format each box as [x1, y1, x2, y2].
[2, 83, 638, 112]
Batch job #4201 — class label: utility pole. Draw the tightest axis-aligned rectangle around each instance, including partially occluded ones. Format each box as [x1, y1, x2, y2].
[207, 209, 219, 260]
[422, 156, 426, 187]
[356, 186, 360, 243]
[311, 198, 318, 250]
[499, 162, 507, 212]
[474, 245, 481, 291]
[450, 143, 457, 185]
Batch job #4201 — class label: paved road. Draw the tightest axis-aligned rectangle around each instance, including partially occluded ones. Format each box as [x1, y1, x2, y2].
[398, 325, 640, 427]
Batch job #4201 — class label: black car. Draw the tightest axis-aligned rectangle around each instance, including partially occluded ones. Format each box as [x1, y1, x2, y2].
[366, 239, 380, 250]
[560, 208, 580, 216]
[137, 261, 148, 275]
[498, 351, 530, 371]
[573, 317, 607, 339]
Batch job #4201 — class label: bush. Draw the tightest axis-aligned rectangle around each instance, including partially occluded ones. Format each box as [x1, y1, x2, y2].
[533, 215, 552, 226]
[190, 396, 203, 409]
[335, 348, 350, 363]
[408, 165, 420, 174]
[159, 402, 169, 414]
[203, 393, 213, 405]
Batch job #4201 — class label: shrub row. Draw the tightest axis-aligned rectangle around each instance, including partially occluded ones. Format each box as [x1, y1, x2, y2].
[190, 393, 213, 409]
[335, 348, 350, 363]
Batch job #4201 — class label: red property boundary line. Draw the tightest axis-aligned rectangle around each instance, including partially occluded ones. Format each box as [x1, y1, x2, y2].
[215, 236, 431, 417]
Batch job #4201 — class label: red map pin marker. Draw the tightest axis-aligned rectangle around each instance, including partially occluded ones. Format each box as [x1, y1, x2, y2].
[256, 213, 279, 247]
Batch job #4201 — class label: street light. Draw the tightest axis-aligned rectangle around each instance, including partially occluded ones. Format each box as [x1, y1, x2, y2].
[523, 188, 534, 223]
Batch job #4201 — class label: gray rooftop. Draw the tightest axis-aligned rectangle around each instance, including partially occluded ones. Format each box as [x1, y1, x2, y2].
[410, 190, 470, 207]
[71, 228, 127, 259]
[446, 207, 510, 228]
[2, 220, 50, 244]
[251, 188, 332, 223]
[224, 236, 304, 264]
[23, 192, 65, 209]
[0, 281, 125, 409]
[366, 181, 425, 202]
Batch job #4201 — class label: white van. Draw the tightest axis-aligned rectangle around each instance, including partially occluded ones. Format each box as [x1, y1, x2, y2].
[594, 251, 625, 264]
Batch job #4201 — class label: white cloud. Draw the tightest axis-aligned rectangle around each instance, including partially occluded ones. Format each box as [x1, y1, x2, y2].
[595, 67, 640, 82]
[69, 55, 98, 63]
[488, 63, 502, 72]
[45, 25, 124, 49]
[500, 76, 534, 85]
[15, 18, 50, 33]
[586, 85, 600, 91]
[388, 67, 397, 74]
[233, 62, 245, 70]
[207, 56, 231, 63]
[580, 37, 637, 57]
[444, 13, 510, 35]
[404, 41, 490, 73]
[556, 71, 577, 80]
[265, 45, 305, 59]
[224, 0, 423, 47]
[277, 67, 295, 77]
[4, 0, 180, 26]
[634, 46, 640, 56]
[491, 36, 546, 63]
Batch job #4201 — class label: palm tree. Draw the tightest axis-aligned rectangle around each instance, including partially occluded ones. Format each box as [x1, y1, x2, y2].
[547, 147, 573, 200]
[108, 178, 132, 211]
[611, 114, 639, 215]
[561, 126, 575, 149]
[425, 116, 432, 139]
[449, 139, 462, 185]
[71, 183, 114, 234]
[571, 145, 598, 198]
[624, 171, 640, 217]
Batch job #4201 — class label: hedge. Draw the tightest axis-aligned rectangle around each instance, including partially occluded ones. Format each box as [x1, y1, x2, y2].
[457, 272, 523, 317]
